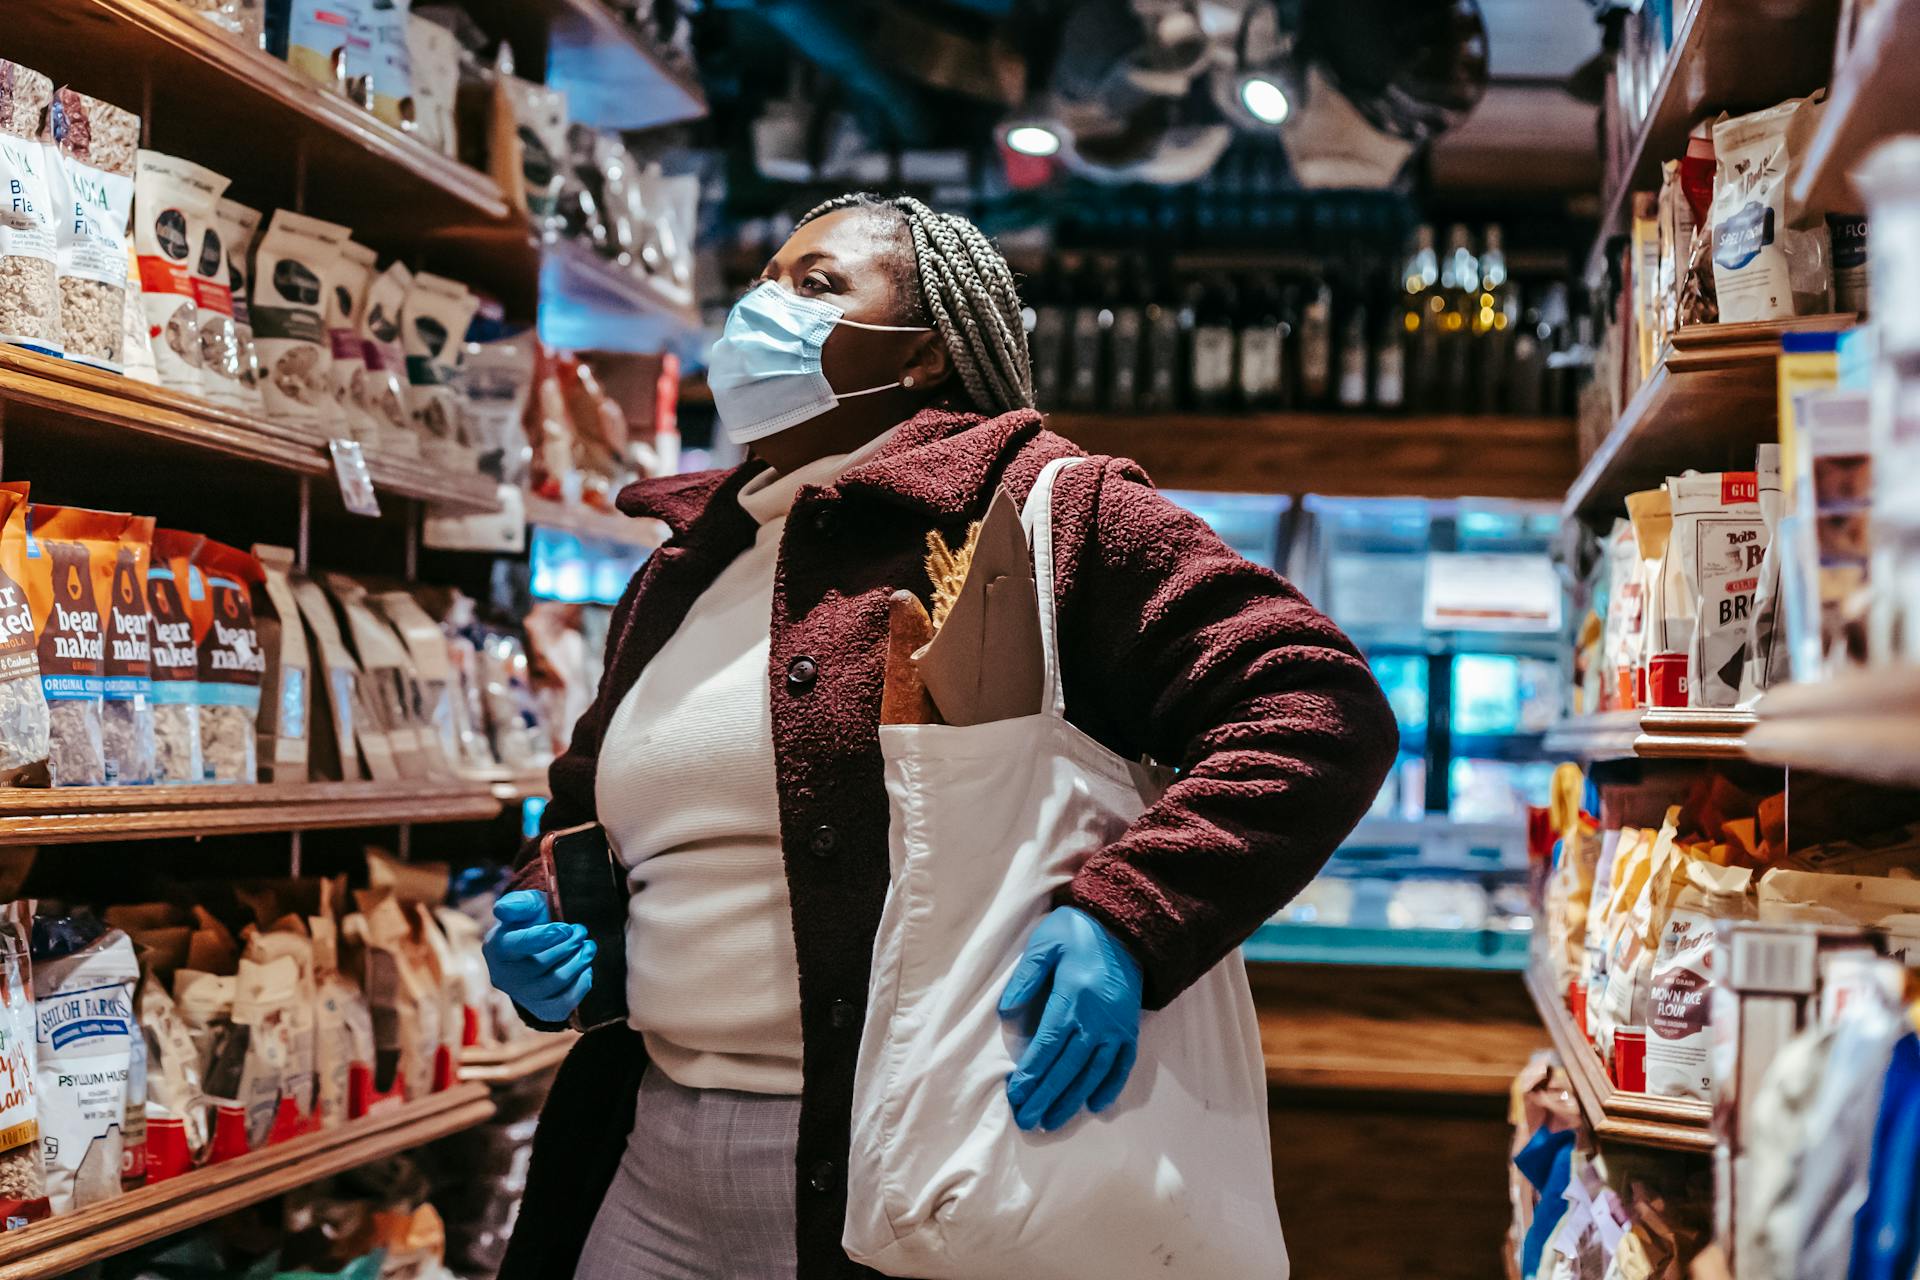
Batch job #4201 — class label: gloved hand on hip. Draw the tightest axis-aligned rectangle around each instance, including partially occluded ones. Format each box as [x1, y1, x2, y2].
[997, 905, 1143, 1132]
[485, 890, 597, 1023]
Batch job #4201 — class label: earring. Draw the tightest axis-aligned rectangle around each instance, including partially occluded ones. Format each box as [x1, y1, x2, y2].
[902, 375, 916, 388]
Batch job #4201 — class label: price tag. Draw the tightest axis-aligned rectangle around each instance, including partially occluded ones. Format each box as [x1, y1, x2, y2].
[329, 439, 382, 518]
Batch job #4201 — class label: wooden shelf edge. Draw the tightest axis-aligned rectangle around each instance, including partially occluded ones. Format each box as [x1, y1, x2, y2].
[1547, 710, 1756, 763]
[0, 780, 503, 845]
[1524, 961, 1714, 1152]
[524, 494, 667, 549]
[1264, 1057, 1519, 1098]
[1747, 668, 1920, 785]
[460, 1033, 578, 1083]
[0, 1085, 494, 1279]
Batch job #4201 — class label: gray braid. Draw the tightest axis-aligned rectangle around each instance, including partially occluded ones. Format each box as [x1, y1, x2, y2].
[797, 193, 1035, 415]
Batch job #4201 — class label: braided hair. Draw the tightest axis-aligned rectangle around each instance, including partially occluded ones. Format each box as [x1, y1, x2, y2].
[796, 193, 1036, 416]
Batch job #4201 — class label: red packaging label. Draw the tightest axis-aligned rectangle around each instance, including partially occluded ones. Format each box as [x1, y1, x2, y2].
[462, 1005, 480, 1049]
[207, 1102, 253, 1164]
[138, 255, 194, 299]
[1612, 1029, 1647, 1092]
[144, 1117, 195, 1185]
[1721, 472, 1757, 505]
[1648, 653, 1689, 707]
[349, 1061, 405, 1120]
[191, 276, 235, 318]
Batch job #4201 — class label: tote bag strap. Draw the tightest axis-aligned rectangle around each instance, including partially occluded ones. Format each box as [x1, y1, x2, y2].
[1018, 456, 1083, 719]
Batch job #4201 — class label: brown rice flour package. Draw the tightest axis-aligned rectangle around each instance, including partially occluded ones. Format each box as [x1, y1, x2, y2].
[1668, 470, 1769, 707]
[191, 540, 265, 784]
[0, 485, 51, 786]
[23, 506, 118, 787]
[1646, 861, 1754, 1101]
[146, 529, 207, 784]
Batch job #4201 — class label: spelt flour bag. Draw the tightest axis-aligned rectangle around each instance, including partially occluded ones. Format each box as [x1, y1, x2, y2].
[146, 529, 207, 784]
[1669, 470, 1768, 707]
[0, 903, 48, 1229]
[32, 927, 138, 1213]
[215, 199, 267, 413]
[0, 62, 60, 357]
[1711, 95, 1834, 322]
[133, 151, 226, 395]
[96, 516, 157, 786]
[400, 272, 478, 467]
[23, 506, 115, 787]
[191, 540, 265, 784]
[1646, 861, 1754, 1101]
[252, 210, 349, 430]
[0, 486, 51, 787]
[357, 262, 416, 456]
[48, 88, 139, 372]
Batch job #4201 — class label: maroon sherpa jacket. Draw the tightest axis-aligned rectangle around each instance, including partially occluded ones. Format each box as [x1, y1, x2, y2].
[497, 406, 1396, 1280]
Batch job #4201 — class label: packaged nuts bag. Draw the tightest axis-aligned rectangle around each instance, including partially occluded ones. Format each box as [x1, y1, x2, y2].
[0, 485, 51, 787]
[326, 240, 380, 445]
[191, 540, 265, 784]
[358, 262, 417, 456]
[400, 272, 479, 468]
[48, 88, 139, 372]
[147, 529, 208, 785]
[215, 199, 268, 413]
[0, 62, 58, 358]
[133, 151, 228, 397]
[252, 210, 349, 431]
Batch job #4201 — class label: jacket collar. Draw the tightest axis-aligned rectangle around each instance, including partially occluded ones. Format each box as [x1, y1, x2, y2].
[614, 404, 1046, 535]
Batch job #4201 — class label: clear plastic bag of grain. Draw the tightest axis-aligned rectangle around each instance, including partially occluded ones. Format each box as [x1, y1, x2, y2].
[48, 88, 139, 373]
[0, 902, 49, 1229]
[191, 539, 264, 784]
[0, 61, 60, 357]
[146, 529, 208, 784]
[0, 484, 51, 787]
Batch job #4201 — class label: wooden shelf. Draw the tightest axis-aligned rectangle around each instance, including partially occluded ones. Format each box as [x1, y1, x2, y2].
[1586, 0, 1842, 280]
[460, 1033, 578, 1084]
[1748, 669, 1920, 787]
[1564, 315, 1855, 526]
[0, 1085, 494, 1279]
[1524, 961, 1713, 1152]
[478, 766, 554, 804]
[1045, 412, 1578, 501]
[525, 493, 668, 550]
[1793, 0, 1920, 212]
[0, 780, 503, 846]
[459, 0, 707, 131]
[1546, 708, 1757, 763]
[534, 237, 705, 356]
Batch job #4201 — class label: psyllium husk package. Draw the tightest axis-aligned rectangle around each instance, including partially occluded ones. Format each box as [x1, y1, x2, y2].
[0, 485, 51, 787]
[32, 926, 139, 1214]
[0, 903, 48, 1229]
[1669, 470, 1769, 708]
[1646, 860, 1754, 1102]
[146, 529, 207, 784]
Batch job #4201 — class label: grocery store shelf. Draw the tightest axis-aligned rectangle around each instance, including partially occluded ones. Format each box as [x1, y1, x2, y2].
[1524, 961, 1713, 1152]
[461, 1033, 579, 1084]
[0, 780, 503, 846]
[1794, 0, 1920, 212]
[484, 767, 555, 804]
[526, 493, 669, 550]
[1748, 669, 1920, 787]
[1546, 708, 1756, 763]
[0, 1085, 494, 1280]
[460, 0, 707, 131]
[1046, 412, 1578, 501]
[1564, 315, 1855, 526]
[536, 237, 706, 356]
[1584, 0, 1842, 280]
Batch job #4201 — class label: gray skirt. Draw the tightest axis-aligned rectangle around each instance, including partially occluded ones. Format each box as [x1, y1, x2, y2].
[575, 1068, 803, 1280]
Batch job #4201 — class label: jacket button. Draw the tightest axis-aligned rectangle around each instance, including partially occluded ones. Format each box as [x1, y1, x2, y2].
[809, 824, 838, 857]
[808, 1159, 837, 1193]
[830, 998, 860, 1030]
[810, 506, 837, 535]
[786, 656, 819, 693]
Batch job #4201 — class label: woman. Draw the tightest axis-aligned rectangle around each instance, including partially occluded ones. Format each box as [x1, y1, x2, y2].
[485, 193, 1397, 1280]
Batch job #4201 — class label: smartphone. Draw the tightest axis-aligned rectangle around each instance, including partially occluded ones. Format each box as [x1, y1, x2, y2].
[537, 822, 629, 1032]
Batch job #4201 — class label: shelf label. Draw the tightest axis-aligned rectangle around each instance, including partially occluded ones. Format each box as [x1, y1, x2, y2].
[1423, 552, 1562, 632]
[329, 439, 382, 519]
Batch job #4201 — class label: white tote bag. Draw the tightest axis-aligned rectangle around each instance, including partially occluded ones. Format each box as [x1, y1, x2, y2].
[845, 458, 1288, 1280]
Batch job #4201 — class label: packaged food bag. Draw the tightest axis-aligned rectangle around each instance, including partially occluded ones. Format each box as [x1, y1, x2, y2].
[1581, 827, 1624, 1042]
[345, 892, 439, 1104]
[94, 516, 158, 786]
[407, 14, 459, 156]
[133, 150, 228, 396]
[1738, 446, 1790, 705]
[1627, 490, 1673, 710]
[252, 210, 350, 431]
[33, 926, 139, 1213]
[191, 540, 265, 784]
[252, 545, 311, 782]
[1756, 868, 1920, 927]
[48, 88, 139, 372]
[326, 241, 380, 445]
[1600, 518, 1644, 711]
[120, 243, 160, 385]
[243, 924, 318, 1137]
[182, 181, 247, 410]
[400, 272, 479, 468]
[431, 906, 489, 1050]
[267, 0, 351, 95]
[308, 910, 375, 1128]
[0, 903, 49, 1229]
[1711, 95, 1834, 323]
[358, 262, 417, 456]
[1646, 861, 1754, 1101]
[292, 573, 391, 782]
[1592, 824, 1660, 1057]
[373, 590, 458, 772]
[325, 575, 427, 778]
[368, 0, 413, 129]
[0, 63, 60, 357]
[215, 199, 268, 413]
[1666, 470, 1768, 708]
[22, 506, 119, 787]
[0, 485, 51, 787]
[147, 529, 208, 784]
[137, 969, 211, 1184]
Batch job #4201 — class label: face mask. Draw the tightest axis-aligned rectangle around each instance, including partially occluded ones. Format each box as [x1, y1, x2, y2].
[708, 280, 930, 445]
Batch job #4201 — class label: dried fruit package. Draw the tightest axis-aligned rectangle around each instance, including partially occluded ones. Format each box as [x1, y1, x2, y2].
[216, 199, 268, 412]
[0, 901, 49, 1229]
[0, 61, 60, 357]
[400, 272, 479, 468]
[358, 262, 417, 456]
[0, 485, 51, 786]
[48, 88, 140, 372]
[146, 528, 208, 784]
[96, 515, 158, 786]
[32, 925, 139, 1214]
[22, 505, 122, 787]
[133, 151, 227, 396]
[252, 209, 349, 431]
[190, 540, 265, 784]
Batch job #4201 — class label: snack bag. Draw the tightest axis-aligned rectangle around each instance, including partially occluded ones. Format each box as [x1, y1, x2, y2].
[49, 88, 140, 373]
[147, 529, 208, 784]
[0, 485, 51, 786]
[0, 63, 60, 357]
[358, 262, 417, 456]
[400, 272, 480, 468]
[97, 517, 158, 786]
[215, 199, 268, 413]
[22, 506, 118, 787]
[252, 210, 350, 430]
[137, 970, 211, 1184]
[133, 151, 229, 396]
[326, 240, 379, 445]
[191, 540, 266, 784]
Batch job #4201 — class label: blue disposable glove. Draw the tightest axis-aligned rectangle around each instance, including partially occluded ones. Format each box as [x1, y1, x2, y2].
[997, 905, 1143, 1132]
[484, 890, 597, 1023]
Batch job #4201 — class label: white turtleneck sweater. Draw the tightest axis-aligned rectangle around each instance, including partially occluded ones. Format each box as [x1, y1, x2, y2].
[594, 432, 894, 1095]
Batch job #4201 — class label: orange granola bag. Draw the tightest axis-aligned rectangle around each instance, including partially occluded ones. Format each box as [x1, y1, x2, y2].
[0, 484, 50, 785]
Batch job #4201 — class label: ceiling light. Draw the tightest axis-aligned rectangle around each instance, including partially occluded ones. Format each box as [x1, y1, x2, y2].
[1004, 124, 1063, 157]
[1239, 75, 1290, 125]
